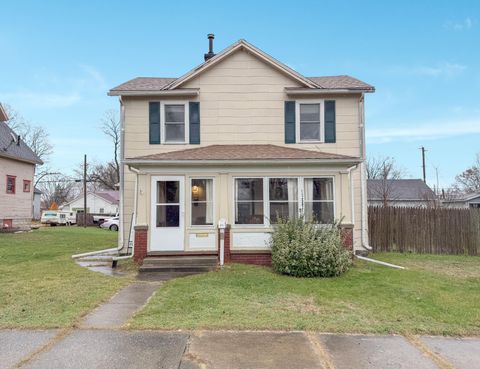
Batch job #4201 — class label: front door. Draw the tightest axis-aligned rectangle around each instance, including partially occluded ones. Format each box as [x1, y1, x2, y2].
[150, 176, 184, 251]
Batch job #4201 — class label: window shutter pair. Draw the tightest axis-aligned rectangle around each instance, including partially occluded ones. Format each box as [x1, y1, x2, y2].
[284, 100, 336, 144]
[148, 101, 201, 144]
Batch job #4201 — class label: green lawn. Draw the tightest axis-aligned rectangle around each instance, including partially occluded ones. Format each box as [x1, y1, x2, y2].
[0, 227, 131, 328]
[130, 253, 480, 336]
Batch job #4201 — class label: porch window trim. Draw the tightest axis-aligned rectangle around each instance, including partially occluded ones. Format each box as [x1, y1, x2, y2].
[232, 175, 336, 228]
[295, 99, 325, 143]
[189, 176, 216, 229]
[160, 101, 190, 144]
[302, 176, 336, 224]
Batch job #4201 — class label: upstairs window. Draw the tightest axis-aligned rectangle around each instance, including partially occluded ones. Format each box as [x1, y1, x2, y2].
[23, 180, 31, 192]
[298, 102, 321, 142]
[164, 104, 186, 143]
[6, 175, 16, 194]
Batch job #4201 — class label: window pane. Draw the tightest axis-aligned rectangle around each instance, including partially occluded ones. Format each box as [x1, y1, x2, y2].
[235, 202, 264, 224]
[236, 178, 263, 201]
[300, 104, 320, 122]
[192, 203, 214, 225]
[165, 123, 185, 142]
[165, 104, 184, 123]
[300, 122, 320, 141]
[304, 202, 334, 224]
[270, 202, 298, 223]
[312, 178, 334, 200]
[192, 179, 211, 202]
[156, 205, 180, 227]
[191, 179, 213, 226]
[157, 181, 179, 203]
[269, 178, 297, 201]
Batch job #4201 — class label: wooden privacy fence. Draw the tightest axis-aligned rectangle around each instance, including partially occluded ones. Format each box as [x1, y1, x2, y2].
[368, 206, 480, 255]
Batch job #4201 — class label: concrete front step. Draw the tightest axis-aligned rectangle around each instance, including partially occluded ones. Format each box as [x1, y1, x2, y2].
[139, 265, 216, 273]
[142, 256, 218, 266]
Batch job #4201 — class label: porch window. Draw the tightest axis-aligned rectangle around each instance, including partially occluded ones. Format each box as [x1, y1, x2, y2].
[164, 104, 185, 143]
[235, 178, 264, 225]
[269, 178, 298, 223]
[304, 178, 334, 223]
[191, 178, 214, 226]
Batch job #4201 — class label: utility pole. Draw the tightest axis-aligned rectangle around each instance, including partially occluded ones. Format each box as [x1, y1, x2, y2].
[420, 146, 427, 183]
[83, 154, 87, 228]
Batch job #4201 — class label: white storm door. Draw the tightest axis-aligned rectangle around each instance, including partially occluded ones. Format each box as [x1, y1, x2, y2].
[150, 176, 184, 251]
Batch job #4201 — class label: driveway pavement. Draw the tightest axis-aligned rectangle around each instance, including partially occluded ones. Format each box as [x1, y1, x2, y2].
[2, 329, 479, 369]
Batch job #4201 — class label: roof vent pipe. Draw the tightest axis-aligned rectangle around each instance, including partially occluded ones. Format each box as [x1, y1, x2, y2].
[204, 34, 215, 61]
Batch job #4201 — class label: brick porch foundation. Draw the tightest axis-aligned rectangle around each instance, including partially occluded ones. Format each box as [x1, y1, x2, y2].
[133, 225, 148, 264]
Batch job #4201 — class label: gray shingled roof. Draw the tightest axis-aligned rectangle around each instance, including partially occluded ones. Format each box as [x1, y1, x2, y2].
[307, 76, 374, 91]
[368, 179, 436, 201]
[110, 75, 373, 94]
[0, 121, 43, 164]
[127, 144, 358, 162]
[110, 77, 176, 92]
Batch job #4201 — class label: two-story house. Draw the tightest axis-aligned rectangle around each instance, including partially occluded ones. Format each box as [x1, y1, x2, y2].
[109, 36, 374, 265]
[0, 103, 43, 230]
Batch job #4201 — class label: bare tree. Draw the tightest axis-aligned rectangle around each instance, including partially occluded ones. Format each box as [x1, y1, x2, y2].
[3, 104, 53, 162]
[37, 174, 77, 210]
[366, 156, 406, 207]
[454, 153, 480, 194]
[100, 110, 120, 183]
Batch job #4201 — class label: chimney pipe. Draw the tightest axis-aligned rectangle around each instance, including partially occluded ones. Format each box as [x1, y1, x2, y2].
[204, 34, 216, 61]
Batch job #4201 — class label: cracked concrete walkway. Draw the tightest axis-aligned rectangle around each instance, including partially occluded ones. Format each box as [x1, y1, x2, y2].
[2, 330, 479, 369]
[78, 281, 161, 329]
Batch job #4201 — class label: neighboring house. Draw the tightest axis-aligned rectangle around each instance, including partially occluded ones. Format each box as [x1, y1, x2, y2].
[442, 192, 480, 209]
[109, 36, 375, 264]
[367, 179, 437, 207]
[0, 103, 43, 230]
[33, 187, 43, 220]
[59, 190, 119, 215]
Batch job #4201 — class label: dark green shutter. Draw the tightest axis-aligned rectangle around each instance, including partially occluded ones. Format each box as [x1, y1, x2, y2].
[324, 100, 336, 143]
[284, 101, 296, 144]
[189, 102, 200, 144]
[149, 102, 160, 144]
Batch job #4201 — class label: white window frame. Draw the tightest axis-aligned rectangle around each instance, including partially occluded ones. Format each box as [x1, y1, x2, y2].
[295, 100, 324, 143]
[189, 177, 215, 229]
[267, 177, 300, 225]
[232, 176, 336, 228]
[301, 176, 336, 223]
[161, 101, 189, 144]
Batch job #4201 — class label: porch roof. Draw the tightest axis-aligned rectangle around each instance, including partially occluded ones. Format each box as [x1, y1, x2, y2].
[125, 144, 360, 165]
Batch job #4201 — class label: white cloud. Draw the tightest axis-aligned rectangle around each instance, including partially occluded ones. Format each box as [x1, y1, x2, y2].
[367, 119, 480, 144]
[0, 91, 81, 108]
[389, 62, 466, 79]
[77, 64, 108, 90]
[444, 17, 474, 31]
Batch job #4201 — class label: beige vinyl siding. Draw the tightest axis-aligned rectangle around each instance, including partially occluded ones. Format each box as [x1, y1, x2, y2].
[120, 47, 367, 251]
[0, 157, 35, 228]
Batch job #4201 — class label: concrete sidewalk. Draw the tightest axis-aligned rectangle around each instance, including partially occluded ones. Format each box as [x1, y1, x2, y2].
[1, 329, 479, 369]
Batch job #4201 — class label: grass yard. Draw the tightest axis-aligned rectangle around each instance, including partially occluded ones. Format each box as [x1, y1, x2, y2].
[0, 227, 131, 328]
[130, 253, 480, 336]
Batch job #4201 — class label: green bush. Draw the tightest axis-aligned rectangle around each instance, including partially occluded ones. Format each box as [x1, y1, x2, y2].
[269, 217, 352, 278]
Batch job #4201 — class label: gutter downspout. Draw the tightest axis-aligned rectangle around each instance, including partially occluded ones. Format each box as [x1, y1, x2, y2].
[358, 93, 372, 252]
[112, 165, 139, 263]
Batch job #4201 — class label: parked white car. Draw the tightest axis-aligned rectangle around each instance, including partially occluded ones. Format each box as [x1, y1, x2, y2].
[41, 210, 77, 226]
[100, 217, 119, 231]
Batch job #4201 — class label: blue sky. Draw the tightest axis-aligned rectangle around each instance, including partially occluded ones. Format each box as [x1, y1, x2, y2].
[0, 0, 478, 188]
